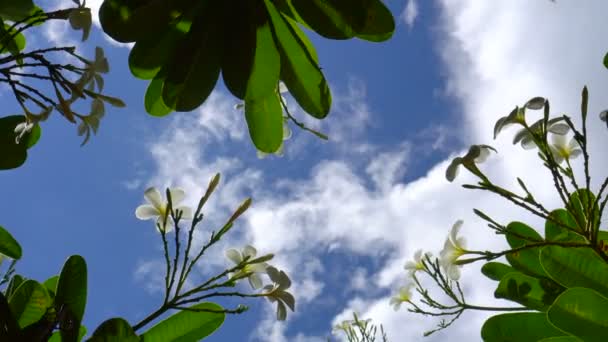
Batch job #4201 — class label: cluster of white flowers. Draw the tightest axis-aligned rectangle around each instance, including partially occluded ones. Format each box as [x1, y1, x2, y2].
[391, 220, 468, 311]
[134, 187, 294, 320]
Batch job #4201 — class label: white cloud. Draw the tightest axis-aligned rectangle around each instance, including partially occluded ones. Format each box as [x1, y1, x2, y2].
[401, 0, 419, 29]
[137, 2, 608, 340]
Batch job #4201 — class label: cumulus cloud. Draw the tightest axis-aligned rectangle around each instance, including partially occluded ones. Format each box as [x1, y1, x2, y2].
[137, 1, 608, 341]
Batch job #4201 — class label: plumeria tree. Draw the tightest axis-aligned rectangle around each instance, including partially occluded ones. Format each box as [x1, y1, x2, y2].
[391, 87, 608, 340]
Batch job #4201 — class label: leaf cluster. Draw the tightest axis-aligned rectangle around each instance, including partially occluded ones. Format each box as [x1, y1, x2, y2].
[99, 0, 395, 152]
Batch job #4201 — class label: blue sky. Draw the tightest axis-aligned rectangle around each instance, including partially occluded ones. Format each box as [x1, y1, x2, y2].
[2, 0, 608, 341]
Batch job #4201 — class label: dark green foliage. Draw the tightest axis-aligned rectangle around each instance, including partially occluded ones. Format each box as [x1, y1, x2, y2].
[100, 0, 395, 152]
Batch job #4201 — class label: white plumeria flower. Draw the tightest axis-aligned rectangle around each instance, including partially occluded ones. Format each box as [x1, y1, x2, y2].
[14, 120, 34, 144]
[549, 134, 582, 164]
[135, 187, 192, 233]
[404, 250, 431, 276]
[225, 245, 268, 289]
[439, 220, 467, 280]
[390, 283, 415, 311]
[445, 144, 496, 182]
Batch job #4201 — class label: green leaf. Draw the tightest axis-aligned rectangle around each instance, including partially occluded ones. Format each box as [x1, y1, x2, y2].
[141, 302, 225, 341]
[540, 246, 608, 297]
[494, 271, 564, 311]
[245, 91, 284, 153]
[244, 7, 280, 101]
[99, 0, 173, 43]
[145, 75, 172, 117]
[129, 26, 185, 80]
[5, 274, 24, 299]
[481, 262, 517, 281]
[353, 0, 395, 42]
[481, 312, 566, 341]
[49, 326, 86, 342]
[547, 288, 608, 342]
[266, 0, 331, 118]
[221, 1, 258, 100]
[55, 255, 87, 337]
[8, 280, 51, 328]
[539, 337, 583, 342]
[162, 6, 223, 111]
[505, 222, 547, 278]
[89, 318, 137, 342]
[603, 52, 608, 69]
[545, 209, 584, 243]
[0, 225, 22, 259]
[289, 0, 394, 42]
[289, 0, 355, 39]
[1, 19, 26, 56]
[0, 0, 34, 21]
[43, 275, 59, 299]
[568, 189, 599, 233]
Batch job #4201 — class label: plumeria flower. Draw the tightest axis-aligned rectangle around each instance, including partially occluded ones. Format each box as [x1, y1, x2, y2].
[548, 134, 582, 164]
[439, 220, 468, 280]
[512, 117, 568, 150]
[263, 266, 295, 321]
[135, 187, 192, 232]
[494, 106, 526, 139]
[333, 320, 353, 334]
[446, 144, 496, 182]
[14, 120, 34, 144]
[225, 245, 268, 289]
[389, 282, 415, 311]
[404, 250, 432, 276]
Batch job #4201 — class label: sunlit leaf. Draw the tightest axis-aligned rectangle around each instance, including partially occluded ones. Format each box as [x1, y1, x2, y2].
[8, 280, 51, 328]
[481, 312, 567, 341]
[494, 271, 563, 311]
[540, 246, 608, 297]
[89, 318, 138, 342]
[266, 0, 331, 118]
[547, 287, 608, 342]
[0, 225, 22, 259]
[245, 91, 283, 153]
[141, 302, 225, 341]
[481, 262, 516, 281]
[505, 222, 547, 278]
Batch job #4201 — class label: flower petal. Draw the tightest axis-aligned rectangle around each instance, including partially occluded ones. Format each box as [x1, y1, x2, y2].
[225, 248, 242, 264]
[413, 249, 423, 262]
[176, 206, 192, 220]
[249, 273, 263, 289]
[404, 261, 417, 271]
[445, 157, 462, 182]
[450, 220, 463, 243]
[447, 265, 461, 280]
[242, 245, 257, 259]
[569, 149, 582, 160]
[135, 204, 160, 220]
[144, 187, 164, 210]
[168, 188, 186, 204]
[248, 262, 268, 273]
